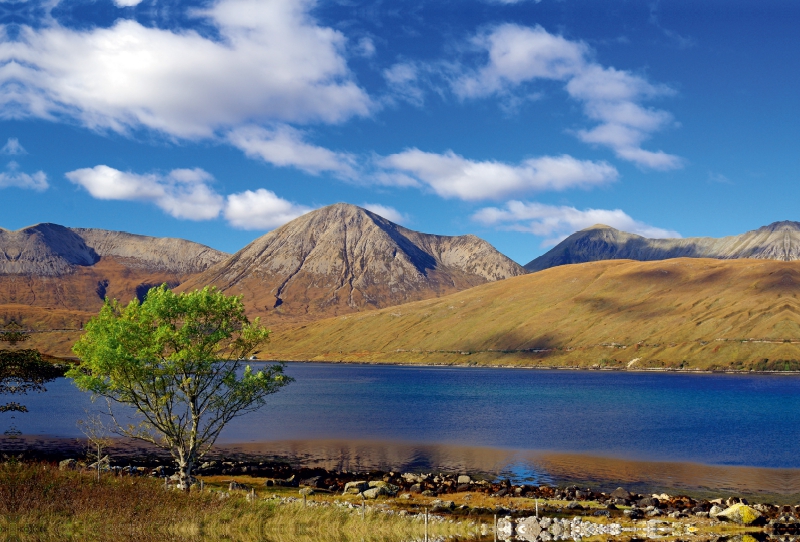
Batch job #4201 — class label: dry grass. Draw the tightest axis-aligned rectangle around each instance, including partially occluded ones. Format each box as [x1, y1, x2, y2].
[262, 258, 800, 370]
[0, 462, 478, 541]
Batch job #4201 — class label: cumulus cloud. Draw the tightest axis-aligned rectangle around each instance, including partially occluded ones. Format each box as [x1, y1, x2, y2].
[227, 125, 357, 178]
[1, 138, 26, 155]
[224, 188, 312, 230]
[65, 166, 224, 220]
[362, 203, 408, 224]
[0, 161, 48, 191]
[380, 148, 617, 200]
[113, 0, 143, 6]
[0, 0, 372, 138]
[454, 24, 682, 170]
[473, 200, 680, 246]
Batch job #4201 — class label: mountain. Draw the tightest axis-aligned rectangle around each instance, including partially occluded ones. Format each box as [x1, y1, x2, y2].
[177, 203, 526, 326]
[0, 223, 227, 330]
[525, 221, 800, 272]
[263, 257, 800, 371]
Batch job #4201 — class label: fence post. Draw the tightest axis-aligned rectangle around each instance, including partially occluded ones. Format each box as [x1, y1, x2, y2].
[494, 514, 498, 542]
[424, 507, 429, 542]
[535, 498, 539, 519]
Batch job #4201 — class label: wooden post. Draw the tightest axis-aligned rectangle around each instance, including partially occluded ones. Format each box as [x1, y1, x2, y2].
[536, 498, 539, 519]
[424, 507, 429, 542]
[164, 476, 168, 490]
[200, 479, 204, 491]
[493, 514, 497, 542]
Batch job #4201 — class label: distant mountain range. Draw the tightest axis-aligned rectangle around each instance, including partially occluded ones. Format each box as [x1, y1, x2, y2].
[177, 203, 525, 326]
[526, 221, 800, 271]
[1, 205, 523, 346]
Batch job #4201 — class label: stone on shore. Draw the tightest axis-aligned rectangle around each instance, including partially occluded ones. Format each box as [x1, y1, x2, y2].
[344, 481, 369, 494]
[717, 503, 763, 525]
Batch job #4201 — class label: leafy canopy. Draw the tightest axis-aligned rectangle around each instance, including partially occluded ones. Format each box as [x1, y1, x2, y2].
[67, 285, 291, 460]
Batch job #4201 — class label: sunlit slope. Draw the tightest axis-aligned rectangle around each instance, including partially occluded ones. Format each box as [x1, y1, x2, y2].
[265, 258, 800, 370]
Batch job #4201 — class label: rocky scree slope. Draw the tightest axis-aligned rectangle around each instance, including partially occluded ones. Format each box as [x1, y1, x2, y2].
[526, 221, 800, 272]
[178, 203, 525, 326]
[0, 223, 227, 329]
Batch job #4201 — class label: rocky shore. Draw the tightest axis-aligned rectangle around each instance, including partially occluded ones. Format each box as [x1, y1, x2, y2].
[53, 455, 800, 538]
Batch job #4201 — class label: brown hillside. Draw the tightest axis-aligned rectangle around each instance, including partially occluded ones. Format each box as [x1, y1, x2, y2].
[263, 258, 800, 370]
[0, 224, 228, 350]
[177, 203, 525, 328]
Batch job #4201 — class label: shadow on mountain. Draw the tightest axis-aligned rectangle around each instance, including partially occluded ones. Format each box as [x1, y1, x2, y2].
[368, 211, 437, 276]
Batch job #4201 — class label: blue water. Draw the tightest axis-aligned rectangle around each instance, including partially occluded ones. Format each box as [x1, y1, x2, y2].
[6, 362, 800, 467]
[3, 363, 800, 492]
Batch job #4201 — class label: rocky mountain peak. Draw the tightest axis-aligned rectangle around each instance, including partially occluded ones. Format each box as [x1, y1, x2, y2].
[178, 203, 525, 323]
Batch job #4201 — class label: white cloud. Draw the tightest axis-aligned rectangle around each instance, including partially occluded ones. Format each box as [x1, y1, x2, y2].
[383, 62, 425, 106]
[354, 37, 376, 58]
[0, 161, 48, 191]
[224, 189, 312, 230]
[1, 138, 26, 155]
[227, 125, 357, 178]
[0, 0, 372, 138]
[113, 0, 143, 6]
[473, 200, 680, 246]
[362, 203, 408, 224]
[65, 165, 224, 220]
[454, 24, 682, 170]
[380, 148, 617, 200]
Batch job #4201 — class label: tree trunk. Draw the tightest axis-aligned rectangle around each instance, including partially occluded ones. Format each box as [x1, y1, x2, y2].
[177, 455, 194, 492]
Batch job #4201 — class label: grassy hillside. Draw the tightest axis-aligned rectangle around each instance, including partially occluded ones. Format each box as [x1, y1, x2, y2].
[263, 258, 800, 370]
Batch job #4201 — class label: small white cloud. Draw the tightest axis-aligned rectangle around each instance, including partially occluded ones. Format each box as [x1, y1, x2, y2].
[380, 149, 617, 201]
[113, 0, 143, 6]
[473, 200, 680, 246]
[65, 165, 223, 220]
[1, 138, 26, 155]
[354, 37, 376, 58]
[383, 62, 424, 106]
[224, 188, 312, 230]
[362, 203, 408, 224]
[0, 161, 48, 191]
[227, 125, 357, 178]
[708, 171, 732, 185]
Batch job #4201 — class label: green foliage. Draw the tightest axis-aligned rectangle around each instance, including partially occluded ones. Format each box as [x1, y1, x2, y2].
[0, 320, 64, 417]
[66, 285, 292, 483]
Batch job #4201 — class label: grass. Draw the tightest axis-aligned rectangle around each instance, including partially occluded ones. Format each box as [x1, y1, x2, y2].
[259, 258, 800, 371]
[0, 461, 479, 541]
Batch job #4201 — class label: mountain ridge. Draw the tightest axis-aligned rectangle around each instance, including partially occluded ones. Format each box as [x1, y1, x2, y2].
[525, 220, 800, 271]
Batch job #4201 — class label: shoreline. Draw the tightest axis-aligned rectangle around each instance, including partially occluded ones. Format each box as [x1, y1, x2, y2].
[256, 357, 800, 376]
[5, 435, 800, 502]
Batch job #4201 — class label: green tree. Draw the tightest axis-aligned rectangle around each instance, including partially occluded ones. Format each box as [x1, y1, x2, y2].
[67, 285, 292, 490]
[0, 321, 64, 416]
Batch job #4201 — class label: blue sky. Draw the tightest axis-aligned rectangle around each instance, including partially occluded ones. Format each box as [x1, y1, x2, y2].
[0, 0, 798, 264]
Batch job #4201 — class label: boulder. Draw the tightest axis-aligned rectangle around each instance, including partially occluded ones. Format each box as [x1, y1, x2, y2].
[610, 487, 631, 499]
[362, 487, 386, 499]
[59, 459, 77, 471]
[344, 481, 369, 494]
[300, 476, 324, 488]
[709, 505, 724, 517]
[716, 503, 763, 525]
[457, 475, 472, 485]
[368, 480, 399, 495]
[638, 497, 660, 508]
[409, 483, 422, 493]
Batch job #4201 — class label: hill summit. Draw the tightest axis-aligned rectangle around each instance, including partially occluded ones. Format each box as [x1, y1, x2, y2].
[525, 221, 800, 272]
[178, 203, 525, 325]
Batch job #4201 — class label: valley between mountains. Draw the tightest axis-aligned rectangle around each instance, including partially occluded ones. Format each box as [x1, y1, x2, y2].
[4, 204, 800, 370]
